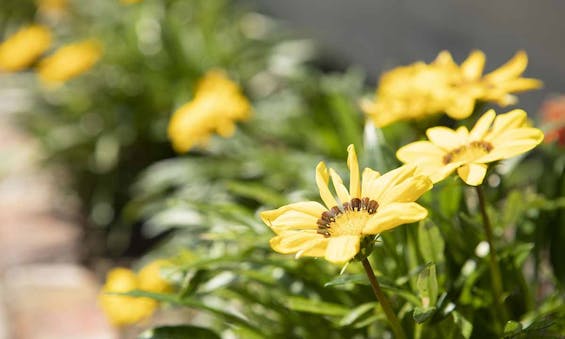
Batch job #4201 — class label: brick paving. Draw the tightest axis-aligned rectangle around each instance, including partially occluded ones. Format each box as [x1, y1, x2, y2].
[0, 83, 117, 339]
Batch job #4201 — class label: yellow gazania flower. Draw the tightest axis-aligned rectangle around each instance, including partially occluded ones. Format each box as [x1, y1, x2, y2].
[138, 259, 172, 294]
[98, 268, 158, 326]
[396, 109, 544, 186]
[361, 50, 541, 127]
[37, 0, 68, 15]
[37, 40, 102, 84]
[261, 145, 432, 264]
[167, 70, 252, 153]
[0, 25, 52, 72]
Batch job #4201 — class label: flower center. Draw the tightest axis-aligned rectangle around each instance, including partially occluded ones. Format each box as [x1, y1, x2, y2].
[443, 141, 493, 164]
[317, 197, 379, 238]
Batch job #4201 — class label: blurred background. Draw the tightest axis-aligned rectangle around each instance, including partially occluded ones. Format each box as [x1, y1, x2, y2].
[0, 0, 563, 338]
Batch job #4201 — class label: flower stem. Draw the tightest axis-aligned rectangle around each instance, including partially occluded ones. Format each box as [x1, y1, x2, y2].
[475, 185, 509, 323]
[361, 258, 406, 339]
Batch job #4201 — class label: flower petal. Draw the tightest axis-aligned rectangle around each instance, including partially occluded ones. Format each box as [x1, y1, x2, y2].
[363, 202, 428, 234]
[379, 175, 433, 205]
[487, 109, 528, 141]
[434, 50, 457, 68]
[396, 141, 445, 165]
[477, 128, 544, 163]
[364, 165, 417, 202]
[347, 144, 361, 199]
[461, 50, 486, 81]
[329, 168, 351, 204]
[445, 95, 476, 120]
[261, 201, 326, 233]
[426, 126, 467, 150]
[484, 51, 528, 82]
[361, 167, 381, 198]
[469, 109, 496, 140]
[457, 163, 487, 186]
[324, 235, 360, 264]
[270, 231, 326, 255]
[316, 162, 339, 209]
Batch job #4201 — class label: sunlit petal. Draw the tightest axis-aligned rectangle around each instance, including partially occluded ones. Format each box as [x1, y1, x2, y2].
[363, 202, 428, 234]
[324, 235, 360, 264]
[347, 144, 361, 198]
[457, 163, 487, 186]
[316, 162, 339, 209]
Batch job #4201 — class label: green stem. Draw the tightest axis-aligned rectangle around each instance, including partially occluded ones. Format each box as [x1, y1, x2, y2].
[361, 258, 406, 339]
[475, 185, 509, 323]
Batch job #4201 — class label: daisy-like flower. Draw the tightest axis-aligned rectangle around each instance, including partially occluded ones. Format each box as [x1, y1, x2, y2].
[167, 70, 252, 153]
[0, 25, 52, 72]
[37, 40, 102, 84]
[98, 267, 158, 326]
[98, 260, 172, 326]
[260, 145, 432, 264]
[396, 109, 544, 186]
[361, 50, 541, 127]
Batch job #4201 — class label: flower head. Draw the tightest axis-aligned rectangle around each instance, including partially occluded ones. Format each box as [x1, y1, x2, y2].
[362, 51, 541, 127]
[396, 109, 544, 186]
[37, 0, 68, 16]
[98, 268, 158, 326]
[98, 260, 172, 326]
[261, 145, 432, 264]
[137, 259, 172, 293]
[167, 70, 252, 153]
[0, 25, 52, 72]
[37, 40, 102, 84]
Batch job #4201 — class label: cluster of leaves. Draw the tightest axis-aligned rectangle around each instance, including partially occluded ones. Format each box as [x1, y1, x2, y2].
[2, 0, 564, 338]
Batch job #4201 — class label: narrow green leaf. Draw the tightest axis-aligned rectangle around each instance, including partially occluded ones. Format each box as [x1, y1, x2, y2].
[324, 274, 368, 287]
[286, 296, 350, 316]
[339, 302, 377, 327]
[139, 325, 220, 339]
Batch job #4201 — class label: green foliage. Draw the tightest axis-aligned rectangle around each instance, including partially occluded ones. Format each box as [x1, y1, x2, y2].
[2, 0, 565, 338]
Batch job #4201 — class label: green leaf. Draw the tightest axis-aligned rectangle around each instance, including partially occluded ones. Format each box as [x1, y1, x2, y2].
[413, 306, 437, 323]
[139, 325, 220, 339]
[286, 296, 350, 316]
[503, 320, 523, 338]
[418, 222, 445, 266]
[324, 274, 368, 287]
[339, 302, 377, 327]
[416, 263, 438, 308]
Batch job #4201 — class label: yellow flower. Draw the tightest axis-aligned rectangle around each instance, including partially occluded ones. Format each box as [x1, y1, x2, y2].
[362, 51, 541, 127]
[37, 40, 102, 84]
[138, 259, 172, 294]
[0, 25, 52, 72]
[167, 70, 252, 153]
[98, 268, 158, 327]
[37, 0, 68, 15]
[261, 145, 432, 264]
[396, 109, 544, 186]
[121, 0, 143, 4]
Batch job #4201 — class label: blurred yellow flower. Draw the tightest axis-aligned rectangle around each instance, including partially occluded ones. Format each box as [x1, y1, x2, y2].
[396, 109, 544, 186]
[37, 40, 102, 84]
[168, 70, 252, 153]
[0, 25, 52, 72]
[138, 259, 172, 293]
[362, 51, 542, 127]
[121, 0, 143, 4]
[261, 145, 432, 264]
[37, 0, 68, 15]
[98, 268, 158, 327]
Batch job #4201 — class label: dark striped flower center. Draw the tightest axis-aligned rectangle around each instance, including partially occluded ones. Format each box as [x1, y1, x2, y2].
[317, 197, 379, 238]
[443, 141, 493, 164]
